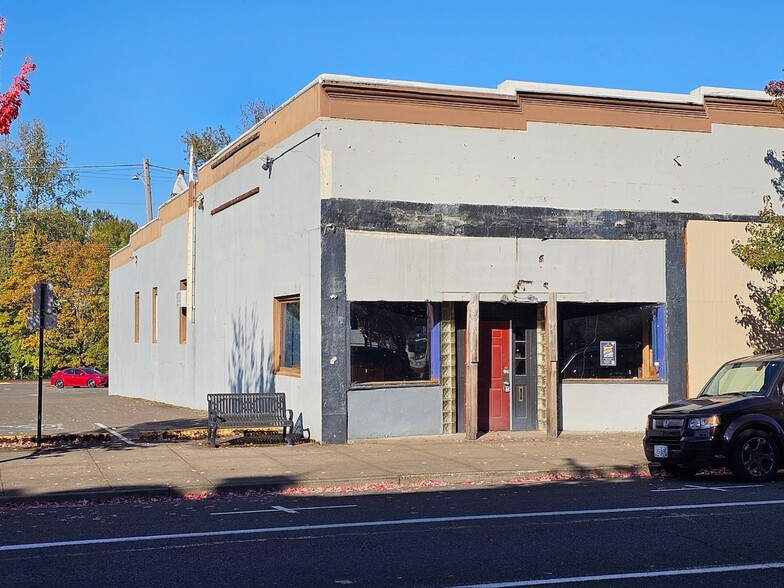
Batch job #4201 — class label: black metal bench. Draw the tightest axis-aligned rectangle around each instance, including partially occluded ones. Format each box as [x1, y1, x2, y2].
[207, 393, 294, 447]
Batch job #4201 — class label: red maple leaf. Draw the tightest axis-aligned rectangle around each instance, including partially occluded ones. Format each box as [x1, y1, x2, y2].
[0, 17, 36, 135]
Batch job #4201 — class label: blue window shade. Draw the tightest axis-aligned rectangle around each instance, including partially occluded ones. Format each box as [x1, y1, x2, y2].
[430, 305, 441, 380]
[653, 305, 666, 379]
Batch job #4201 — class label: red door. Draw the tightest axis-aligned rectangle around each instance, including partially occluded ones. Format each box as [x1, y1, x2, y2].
[478, 321, 511, 431]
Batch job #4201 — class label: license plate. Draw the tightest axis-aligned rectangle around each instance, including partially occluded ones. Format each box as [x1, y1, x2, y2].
[654, 445, 668, 459]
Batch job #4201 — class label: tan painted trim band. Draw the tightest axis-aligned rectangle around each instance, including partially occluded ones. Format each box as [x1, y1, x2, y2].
[704, 97, 784, 128]
[518, 92, 711, 132]
[322, 81, 526, 130]
[210, 132, 260, 169]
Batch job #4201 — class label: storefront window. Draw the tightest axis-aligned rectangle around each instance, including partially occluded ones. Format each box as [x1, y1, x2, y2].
[350, 302, 435, 384]
[559, 303, 663, 380]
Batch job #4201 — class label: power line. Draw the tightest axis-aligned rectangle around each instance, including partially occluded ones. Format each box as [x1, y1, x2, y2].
[15, 163, 180, 173]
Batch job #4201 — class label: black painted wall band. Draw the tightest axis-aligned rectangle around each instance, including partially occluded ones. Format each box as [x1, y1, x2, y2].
[319, 198, 756, 441]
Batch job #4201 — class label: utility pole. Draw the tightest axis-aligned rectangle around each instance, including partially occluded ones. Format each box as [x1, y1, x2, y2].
[143, 158, 152, 222]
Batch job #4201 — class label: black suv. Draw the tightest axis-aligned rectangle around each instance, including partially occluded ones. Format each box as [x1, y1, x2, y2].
[644, 352, 784, 482]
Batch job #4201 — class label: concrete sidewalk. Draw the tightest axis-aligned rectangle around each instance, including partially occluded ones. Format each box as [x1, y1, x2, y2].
[0, 431, 649, 505]
[0, 381, 650, 505]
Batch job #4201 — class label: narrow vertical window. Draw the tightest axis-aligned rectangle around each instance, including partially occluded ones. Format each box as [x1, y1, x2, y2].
[179, 280, 187, 344]
[134, 291, 140, 343]
[274, 295, 301, 376]
[151, 287, 158, 343]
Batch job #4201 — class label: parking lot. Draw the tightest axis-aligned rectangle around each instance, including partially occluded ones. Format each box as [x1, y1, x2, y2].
[0, 380, 207, 440]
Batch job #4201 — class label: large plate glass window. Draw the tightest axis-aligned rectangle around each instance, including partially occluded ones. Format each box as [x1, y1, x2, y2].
[350, 301, 436, 384]
[559, 303, 664, 380]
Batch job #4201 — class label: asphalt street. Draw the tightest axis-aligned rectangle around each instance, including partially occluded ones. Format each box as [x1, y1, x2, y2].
[2, 477, 784, 587]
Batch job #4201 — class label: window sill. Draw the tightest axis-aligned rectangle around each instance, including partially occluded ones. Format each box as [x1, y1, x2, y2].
[275, 367, 301, 378]
[561, 378, 665, 383]
[350, 380, 439, 390]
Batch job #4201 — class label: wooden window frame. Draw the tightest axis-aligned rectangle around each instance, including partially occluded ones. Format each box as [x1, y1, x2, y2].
[274, 295, 301, 377]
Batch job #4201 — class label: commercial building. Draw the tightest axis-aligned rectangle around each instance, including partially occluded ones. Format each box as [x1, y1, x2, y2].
[109, 75, 784, 443]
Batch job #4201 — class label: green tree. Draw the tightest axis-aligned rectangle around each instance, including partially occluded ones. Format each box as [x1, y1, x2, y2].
[44, 239, 111, 369]
[182, 99, 277, 168]
[732, 71, 784, 323]
[0, 120, 86, 282]
[732, 205, 784, 323]
[0, 120, 136, 377]
[0, 230, 47, 376]
[87, 210, 137, 253]
[0, 230, 110, 374]
[181, 125, 232, 169]
[238, 99, 276, 132]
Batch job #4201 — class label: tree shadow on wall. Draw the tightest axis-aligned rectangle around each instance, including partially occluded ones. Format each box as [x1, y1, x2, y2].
[229, 306, 275, 394]
[765, 149, 784, 202]
[734, 151, 784, 352]
[735, 277, 784, 353]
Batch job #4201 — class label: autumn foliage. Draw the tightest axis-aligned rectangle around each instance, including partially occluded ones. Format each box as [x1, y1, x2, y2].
[766, 69, 784, 117]
[0, 17, 35, 135]
[0, 231, 111, 372]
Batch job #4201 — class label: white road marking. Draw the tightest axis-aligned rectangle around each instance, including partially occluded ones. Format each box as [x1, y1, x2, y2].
[443, 561, 784, 587]
[2, 498, 784, 552]
[652, 484, 762, 493]
[0, 424, 63, 431]
[93, 423, 136, 445]
[211, 504, 358, 516]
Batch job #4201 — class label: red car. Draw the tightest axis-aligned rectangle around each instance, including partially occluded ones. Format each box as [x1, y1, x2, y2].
[50, 368, 109, 388]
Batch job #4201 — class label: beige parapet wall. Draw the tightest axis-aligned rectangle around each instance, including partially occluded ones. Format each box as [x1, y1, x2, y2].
[110, 75, 784, 272]
[685, 220, 784, 396]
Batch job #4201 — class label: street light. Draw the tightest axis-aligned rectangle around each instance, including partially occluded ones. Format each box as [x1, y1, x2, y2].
[131, 159, 153, 222]
[132, 160, 181, 223]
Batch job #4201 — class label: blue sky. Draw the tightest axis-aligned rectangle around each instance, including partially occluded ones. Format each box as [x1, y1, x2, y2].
[2, 1, 783, 227]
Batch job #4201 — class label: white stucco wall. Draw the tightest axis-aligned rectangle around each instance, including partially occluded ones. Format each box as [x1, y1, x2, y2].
[323, 119, 782, 216]
[110, 127, 323, 437]
[192, 126, 323, 438]
[345, 232, 666, 303]
[109, 213, 193, 407]
[561, 381, 669, 432]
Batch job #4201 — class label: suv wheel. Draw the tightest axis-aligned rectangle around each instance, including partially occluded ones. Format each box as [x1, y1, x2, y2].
[731, 429, 781, 482]
[660, 463, 700, 477]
